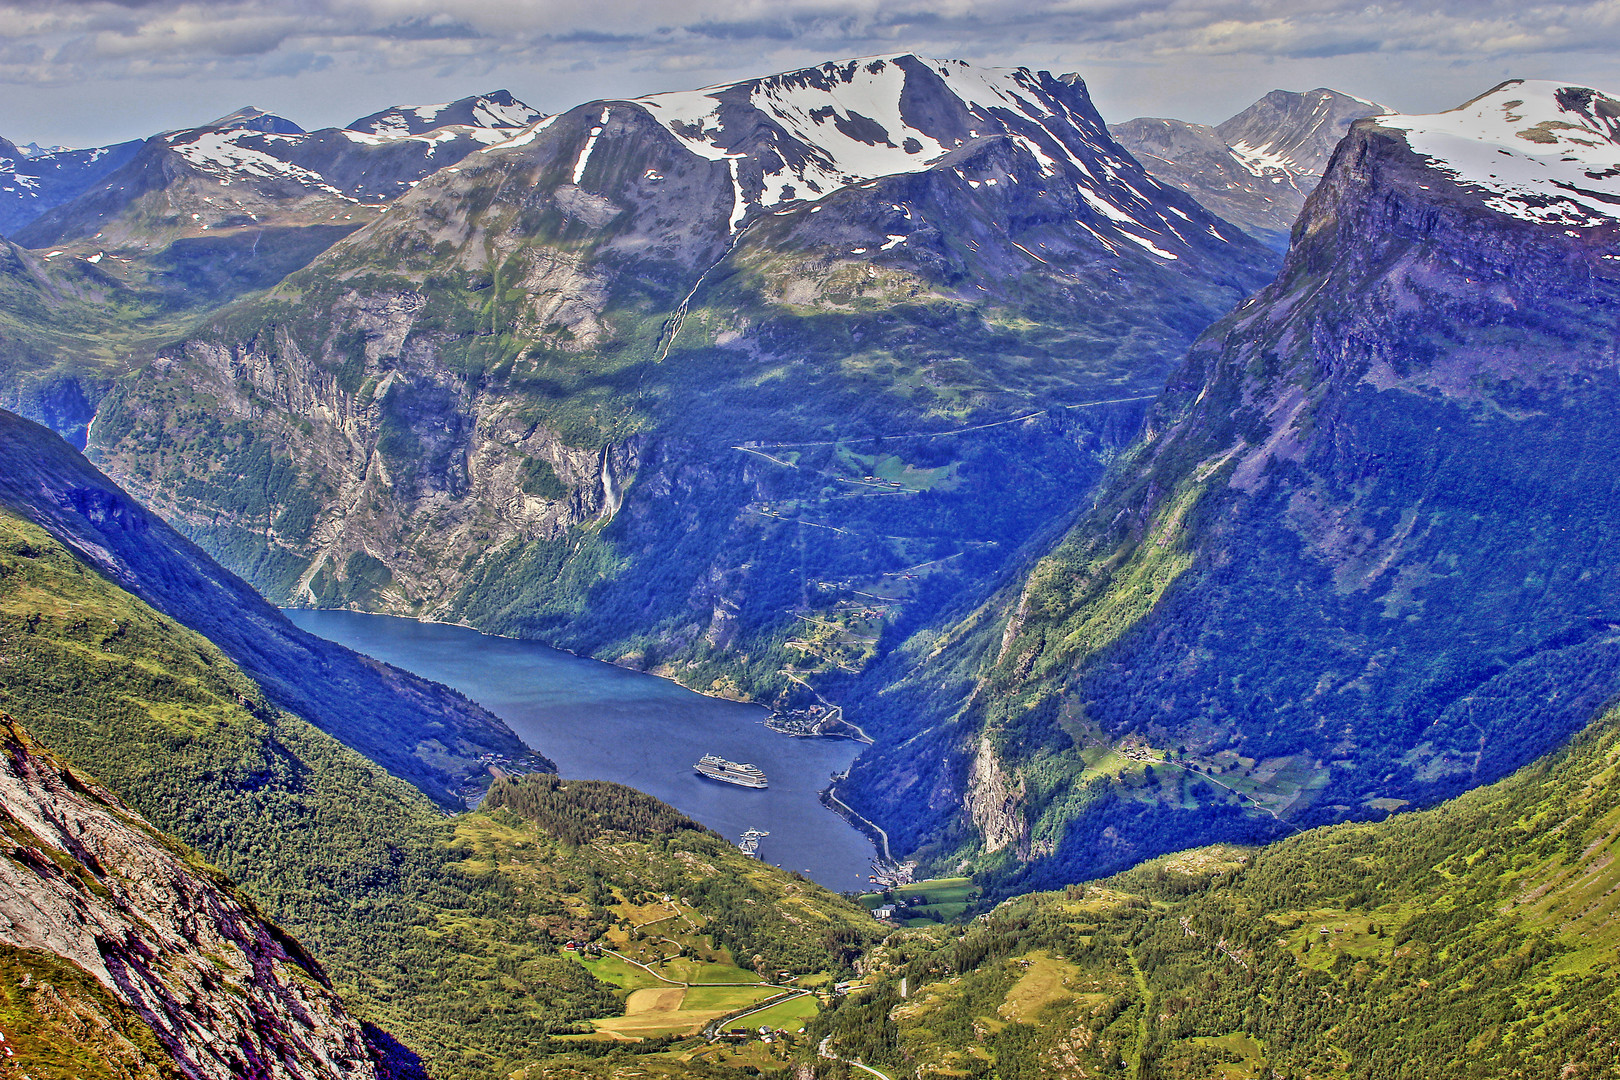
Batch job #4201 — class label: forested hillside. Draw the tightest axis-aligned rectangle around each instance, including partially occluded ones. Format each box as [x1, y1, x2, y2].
[837, 79, 1620, 889]
[0, 506, 876, 1078]
[0, 408, 533, 806]
[814, 700, 1620, 1079]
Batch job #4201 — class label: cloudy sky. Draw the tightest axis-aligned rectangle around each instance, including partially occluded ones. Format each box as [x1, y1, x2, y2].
[3, 0, 1618, 147]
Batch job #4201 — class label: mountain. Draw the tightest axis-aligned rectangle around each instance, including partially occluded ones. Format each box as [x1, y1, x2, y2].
[0, 495, 877, 1078]
[814, 698, 1620, 1079]
[0, 134, 144, 236]
[835, 78, 1620, 890]
[0, 408, 535, 806]
[1115, 87, 1387, 248]
[349, 89, 545, 137]
[0, 235, 140, 446]
[71, 54, 1278, 717]
[8, 94, 545, 313]
[0, 94, 534, 452]
[0, 713, 417, 1080]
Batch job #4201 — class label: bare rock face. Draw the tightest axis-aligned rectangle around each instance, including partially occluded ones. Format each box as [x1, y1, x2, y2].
[0, 713, 410, 1080]
[963, 734, 1026, 855]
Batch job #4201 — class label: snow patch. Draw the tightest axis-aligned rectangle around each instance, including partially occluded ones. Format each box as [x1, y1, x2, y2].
[1229, 139, 1301, 177]
[572, 108, 611, 185]
[1379, 80, 1620, 226]
[1118, 230, 1178, 259]
[626, 54, 1155, 234]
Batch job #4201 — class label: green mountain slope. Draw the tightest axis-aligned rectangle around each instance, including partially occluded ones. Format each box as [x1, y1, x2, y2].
[0, 503, 877, 1079]
[0, 408, 534, 806]
[836, 80, 1620, 889]
[0, 943, 183, 1080]
[814, 700, 1620, 1079]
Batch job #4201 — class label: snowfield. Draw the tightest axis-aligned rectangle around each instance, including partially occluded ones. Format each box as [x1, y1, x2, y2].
[1379, 80, 1620, 226]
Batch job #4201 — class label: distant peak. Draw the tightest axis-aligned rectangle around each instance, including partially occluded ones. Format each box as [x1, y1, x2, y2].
[205, 107, 305, 135]
[346, 91, 544, 137]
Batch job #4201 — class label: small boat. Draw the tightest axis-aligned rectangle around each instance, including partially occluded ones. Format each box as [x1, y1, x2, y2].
[694, 754, 768, 788]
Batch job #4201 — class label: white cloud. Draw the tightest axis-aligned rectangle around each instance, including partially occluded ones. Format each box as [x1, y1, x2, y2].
[0, 0, 1617, 146]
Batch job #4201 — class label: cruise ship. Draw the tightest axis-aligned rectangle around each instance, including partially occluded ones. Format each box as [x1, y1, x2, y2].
[694, 754, 768, 788]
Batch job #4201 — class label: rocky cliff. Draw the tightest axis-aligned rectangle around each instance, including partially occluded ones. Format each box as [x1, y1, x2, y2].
[839, 78, 1620, 889]
[0, 712, 415, 1080]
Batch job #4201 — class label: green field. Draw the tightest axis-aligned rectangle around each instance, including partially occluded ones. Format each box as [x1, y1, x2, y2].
[740, 992, 821, 1032]
[679, 985, 778, 1012]
[572, 952, 665, 991]
[862, 876, 979, 925]
[660, 959, 760, 985]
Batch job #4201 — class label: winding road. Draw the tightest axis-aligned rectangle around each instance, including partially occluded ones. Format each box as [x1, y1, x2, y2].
[818, 1035, 897, 1080]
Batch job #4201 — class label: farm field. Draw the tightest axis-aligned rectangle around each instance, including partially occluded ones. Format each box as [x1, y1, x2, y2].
[737, 992, 820, 1033]
[862, 876, 979, 925]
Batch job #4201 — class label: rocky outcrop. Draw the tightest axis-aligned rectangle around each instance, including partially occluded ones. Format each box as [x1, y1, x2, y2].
[964, 734, 1026, 855]
[0, 713, 413, 1080]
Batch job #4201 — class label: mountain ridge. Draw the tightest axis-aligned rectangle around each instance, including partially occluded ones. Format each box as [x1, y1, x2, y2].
[837, 76, 1620, 890]
[1114, 86, 1388, 248]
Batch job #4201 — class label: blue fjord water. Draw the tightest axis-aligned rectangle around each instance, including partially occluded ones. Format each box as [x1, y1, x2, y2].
[284, 610, 878, 890]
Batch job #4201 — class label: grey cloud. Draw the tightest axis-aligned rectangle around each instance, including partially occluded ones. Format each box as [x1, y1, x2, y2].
[1283, 37, 1386, 59]
[7, 1, 1619, 71]
[686, 19, 806, 42]
[548, 29, 640, 44]
[375, 16, 482, 41]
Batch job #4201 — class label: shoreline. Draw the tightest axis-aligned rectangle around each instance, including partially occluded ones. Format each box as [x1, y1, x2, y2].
[281, 603, 786, 712]
[284, 604, 887, 868]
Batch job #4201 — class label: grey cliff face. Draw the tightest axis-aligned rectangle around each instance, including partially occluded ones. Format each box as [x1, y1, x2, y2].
[0, 714, 400, 1080]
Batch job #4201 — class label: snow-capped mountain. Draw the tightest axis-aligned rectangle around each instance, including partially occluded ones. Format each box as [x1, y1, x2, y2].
[1375, 80, 1620, 226]
[1115, 88, 1387, 248]
[349, 90, 545, 138]
[840, 76, 1620, 888]
[0, 134, 143, 235]
[476, 53, 1252, 262]
[15, 94, 544, 251]
[1217, 88, 1387, 180]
